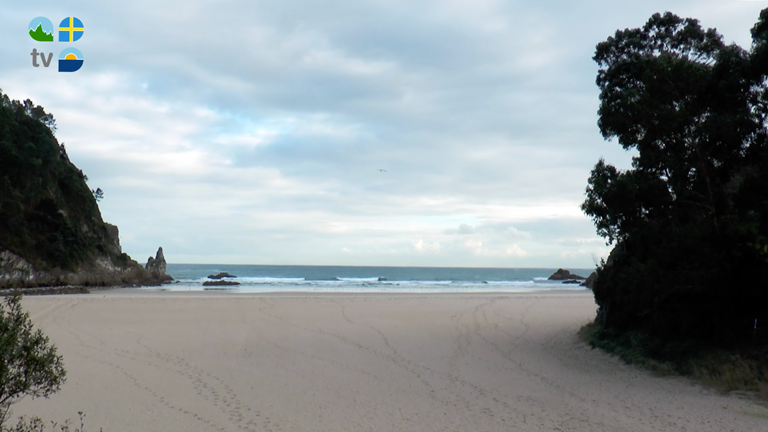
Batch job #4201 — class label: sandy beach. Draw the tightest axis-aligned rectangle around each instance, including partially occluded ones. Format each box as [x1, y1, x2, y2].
[11, 291, 767, 432]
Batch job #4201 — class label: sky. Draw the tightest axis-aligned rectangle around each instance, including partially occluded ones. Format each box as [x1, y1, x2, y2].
[1, 1, 766, 267]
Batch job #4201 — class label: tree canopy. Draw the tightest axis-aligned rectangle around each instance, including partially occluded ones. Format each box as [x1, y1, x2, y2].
[582, 10, 768, 346]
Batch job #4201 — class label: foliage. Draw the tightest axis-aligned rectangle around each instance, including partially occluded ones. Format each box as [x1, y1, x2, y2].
[581, 323, 768, 397]
[4, 412, 100, 432]
[0, 294, 65, 426]
[582, 10, 768, 347]
[0, 89, 116, 272]
[0, 297, 101, 431]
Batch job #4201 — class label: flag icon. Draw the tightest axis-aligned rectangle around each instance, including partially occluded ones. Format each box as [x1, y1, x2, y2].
[59, 48, 83, 72]
[59, 17, 84, 42]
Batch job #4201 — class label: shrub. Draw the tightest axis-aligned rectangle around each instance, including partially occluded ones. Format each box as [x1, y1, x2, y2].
[0, 293, 65, 428]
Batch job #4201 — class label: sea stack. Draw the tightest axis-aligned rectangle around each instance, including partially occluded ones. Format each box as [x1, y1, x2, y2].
[146, 247, 172, 282]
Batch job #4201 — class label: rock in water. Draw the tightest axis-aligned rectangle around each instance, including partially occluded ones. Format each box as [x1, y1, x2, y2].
[548, 268, 586, 280]
[203, 280, 240, 286]
[208, 272, 236, 279]
[145, 247, 171, 281]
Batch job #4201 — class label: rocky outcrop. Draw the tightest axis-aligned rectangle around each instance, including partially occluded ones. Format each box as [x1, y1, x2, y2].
[208, 272, 236, 279]
[0, 251, 34, 285]
[580, 272, 597, 289]
[0, 90, 173, 289]
[548, 269, 586, 281]
[144, 247, 168, 277]
[0, 248, 170, 288]
[203, 280, 240, 286]
[0, 286, 90, 295]
[105, 223, 122, 255]
[561, 279, 583, 284]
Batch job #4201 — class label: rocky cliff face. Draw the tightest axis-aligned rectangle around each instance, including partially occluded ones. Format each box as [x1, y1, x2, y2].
[0, 249, 169, 288]
[0, 89, 172, 288]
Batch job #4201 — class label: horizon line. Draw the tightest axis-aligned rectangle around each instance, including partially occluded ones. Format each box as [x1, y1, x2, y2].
[165, 263, 597, 270]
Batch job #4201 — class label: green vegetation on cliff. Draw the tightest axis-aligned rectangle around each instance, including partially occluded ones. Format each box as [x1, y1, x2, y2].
[582, 8, 768, 359]
[0, 90, 132, 277]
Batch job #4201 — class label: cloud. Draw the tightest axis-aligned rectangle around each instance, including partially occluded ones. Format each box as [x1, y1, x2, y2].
[413, 239, 441, 253]
[458, 223, 475, 235]
[463, 239, 483, 255]
[445, 223, 475, 235]
[558, 238, 606, 247]
[1, 1, 764, 266]
[504, 245, 528, 258]
[504, 227, 533, 240]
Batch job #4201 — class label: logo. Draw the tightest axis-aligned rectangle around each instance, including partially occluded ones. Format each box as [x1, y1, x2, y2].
[29, 17, 54, 42]
[58, 17, 84, 42]
[29, 16, 85, 72]
[58, 48, 83, 72]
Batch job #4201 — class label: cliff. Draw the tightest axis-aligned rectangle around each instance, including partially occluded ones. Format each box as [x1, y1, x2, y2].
[0, 89, 171, 288]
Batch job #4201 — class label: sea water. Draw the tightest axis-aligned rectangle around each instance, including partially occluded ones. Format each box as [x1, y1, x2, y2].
[150, 264, 595, 294]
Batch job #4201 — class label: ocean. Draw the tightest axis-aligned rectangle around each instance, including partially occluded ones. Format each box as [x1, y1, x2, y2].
[154, 264, 595, 293]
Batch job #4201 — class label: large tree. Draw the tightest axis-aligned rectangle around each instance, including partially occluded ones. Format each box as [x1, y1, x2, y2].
[583, 10, 768, 346]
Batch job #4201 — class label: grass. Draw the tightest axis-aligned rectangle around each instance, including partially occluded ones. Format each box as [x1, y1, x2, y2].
[3, 412, 102, 432]
[579, 322, 768, 400]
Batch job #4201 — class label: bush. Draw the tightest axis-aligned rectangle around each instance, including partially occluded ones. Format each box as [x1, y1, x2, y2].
[0, 294, 102, 431]
[581, 322, 768, 397]
[5, 412, 100, 432]
[0, 293, 65, 426]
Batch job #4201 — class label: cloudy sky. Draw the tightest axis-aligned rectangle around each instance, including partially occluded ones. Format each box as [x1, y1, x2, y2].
[1, 1, 766, 267]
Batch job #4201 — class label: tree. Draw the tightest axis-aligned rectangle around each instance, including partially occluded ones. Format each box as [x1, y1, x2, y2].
[0, 293, 66, 427]
[582, 10, 768, 345]
[0, 91, 57, 135]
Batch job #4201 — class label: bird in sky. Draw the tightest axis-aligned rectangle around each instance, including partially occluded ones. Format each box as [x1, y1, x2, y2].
[377, 169, 387, 172]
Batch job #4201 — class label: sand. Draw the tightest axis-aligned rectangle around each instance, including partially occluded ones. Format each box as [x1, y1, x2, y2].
[10, 290, 767, 432]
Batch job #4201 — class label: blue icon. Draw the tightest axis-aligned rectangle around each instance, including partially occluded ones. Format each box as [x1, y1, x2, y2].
[59, 48, 83, 72]
[59, 17, 84, 42]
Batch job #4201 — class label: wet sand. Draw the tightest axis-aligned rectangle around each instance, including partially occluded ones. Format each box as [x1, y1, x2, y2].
[12, 290, 768, 431]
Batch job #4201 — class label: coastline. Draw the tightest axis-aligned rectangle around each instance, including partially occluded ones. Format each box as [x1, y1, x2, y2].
[12, 291, 767, 431]
[1, 283, 592, 297]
